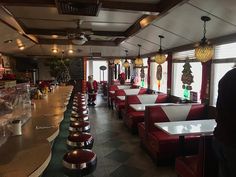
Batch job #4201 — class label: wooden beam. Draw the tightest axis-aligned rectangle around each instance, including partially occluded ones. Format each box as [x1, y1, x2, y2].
[38, 38, 117, 46]
[101, 1, 159, 13]
[0, 0, 159, 13]
[0, 0, 55, 6]
[26, 28, 125, 37]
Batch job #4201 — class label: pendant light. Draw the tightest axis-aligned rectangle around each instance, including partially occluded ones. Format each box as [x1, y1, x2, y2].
[134, 44, 143, 67]
[123, 50, 130, 68]
[114, 58, 120, 64]
[155, 35, 167, 64]
[195, 16, 214, 62]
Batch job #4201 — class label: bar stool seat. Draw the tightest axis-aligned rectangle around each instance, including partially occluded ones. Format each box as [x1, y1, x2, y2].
[73, 103, 86, 108]
[70, 114, 89, 121]
[72, 107, 88, 113]
[69, 121, 90, 132]
[63, 149, 97, 177]
[67, 132, 94, 149]
[72, 105, 87, 110]
[71, 110, 88, 117]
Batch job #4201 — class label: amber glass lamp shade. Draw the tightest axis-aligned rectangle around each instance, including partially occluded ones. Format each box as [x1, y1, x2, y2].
[123, 60, 130, 68]
[155, 35, 167, 64]
[114, 59, 120, 64]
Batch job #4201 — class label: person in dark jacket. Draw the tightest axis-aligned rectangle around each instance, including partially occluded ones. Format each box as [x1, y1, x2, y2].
[213, 68, 236, 177]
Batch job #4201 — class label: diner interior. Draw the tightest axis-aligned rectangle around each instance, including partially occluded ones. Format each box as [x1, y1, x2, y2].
[0, 0, 235, 177]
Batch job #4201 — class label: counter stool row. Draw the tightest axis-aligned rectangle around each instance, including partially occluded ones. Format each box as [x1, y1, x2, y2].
[63, 93, 97, 177]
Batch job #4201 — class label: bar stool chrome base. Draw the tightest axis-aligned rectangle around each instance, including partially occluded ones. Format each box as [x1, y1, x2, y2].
[67, 132, 94, 149]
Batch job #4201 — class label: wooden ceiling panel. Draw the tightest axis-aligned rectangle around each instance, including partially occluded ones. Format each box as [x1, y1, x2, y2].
[22, 19, 75, 29]
[152, 3, 236, 45]
[125, 36, 159, 52]
[135, 25, 190, 51]
[104, 0, 159, 3]
[189, 0, 236, 26]
[0, 20, 35, 55]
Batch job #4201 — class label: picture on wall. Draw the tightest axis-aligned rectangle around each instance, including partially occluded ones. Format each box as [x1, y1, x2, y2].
[2, 55, 11, 68]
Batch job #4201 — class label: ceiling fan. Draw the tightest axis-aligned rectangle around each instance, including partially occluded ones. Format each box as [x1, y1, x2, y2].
[67, 20, 93, 45]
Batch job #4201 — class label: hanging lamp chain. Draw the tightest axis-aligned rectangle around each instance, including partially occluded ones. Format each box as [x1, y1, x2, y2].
[203, 20, 207, 40]
[138, 44, 141, 57]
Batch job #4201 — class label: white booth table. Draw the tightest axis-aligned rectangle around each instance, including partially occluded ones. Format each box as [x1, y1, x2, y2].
[109, 91, 115, 94]
[117, 96, 125, 101]
[130, 103, 176, 111]
[155, 119, 216, 155]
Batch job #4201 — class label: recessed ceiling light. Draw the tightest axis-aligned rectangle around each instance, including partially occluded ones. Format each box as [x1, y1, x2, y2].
[52, 48, 58, 53]
[18, 45, 25, 50]
[4, 39, 13, 44]
[52, 35, 59, 39]
[68, 49, 74, 54]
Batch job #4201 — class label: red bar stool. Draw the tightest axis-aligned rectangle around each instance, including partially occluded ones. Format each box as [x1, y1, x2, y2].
[72, 107, 88, 114]
[63, 149, 97, 177]
[70, 114, 89, 122]
[67, 132, 94, 149]
[69, 121, 90, 133]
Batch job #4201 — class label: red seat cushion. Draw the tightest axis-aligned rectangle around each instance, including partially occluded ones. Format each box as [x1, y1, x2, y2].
[68, 133, 93, 142]
[116, 102, 125, 111]
[63, 149, 96, 164]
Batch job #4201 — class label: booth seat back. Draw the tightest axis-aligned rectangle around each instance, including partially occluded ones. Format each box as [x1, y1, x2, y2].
[125, 94, 168, 114]
[115, 88, 147, 105]
[115, 88, 147, 97]
[117, 85, 131, 89]
[145, 104, 206, 132]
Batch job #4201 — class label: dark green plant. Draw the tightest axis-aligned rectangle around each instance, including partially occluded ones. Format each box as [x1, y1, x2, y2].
[45, 58, 70, 78]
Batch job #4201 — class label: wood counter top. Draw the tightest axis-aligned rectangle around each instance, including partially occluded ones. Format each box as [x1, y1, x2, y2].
[0, 86, 73, 177]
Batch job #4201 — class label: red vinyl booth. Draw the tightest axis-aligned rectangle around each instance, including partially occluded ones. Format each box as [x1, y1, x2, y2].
[138, 104, 206, 162]
[175, 135, 217, 177]
[122, 94, 169, 132]
[108, 85, 131, 108]
[114, 88, 147, 114]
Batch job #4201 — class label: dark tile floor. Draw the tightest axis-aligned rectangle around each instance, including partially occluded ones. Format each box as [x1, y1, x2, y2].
[86, 95, 177, 177]
[42, 94, 177, 177]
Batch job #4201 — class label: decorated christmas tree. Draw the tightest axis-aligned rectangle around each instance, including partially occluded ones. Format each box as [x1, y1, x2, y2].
[181, 57, 194, 99]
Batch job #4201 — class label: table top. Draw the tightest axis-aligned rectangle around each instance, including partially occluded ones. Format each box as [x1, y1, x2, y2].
[0, 86, 73, 177]
[155, 119, 216, 136]
[117, 96, 125, 101]
[130, 103, 176, 111]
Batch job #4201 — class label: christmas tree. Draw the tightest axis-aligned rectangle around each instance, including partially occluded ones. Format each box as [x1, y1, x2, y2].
[181, 57, 194, 99]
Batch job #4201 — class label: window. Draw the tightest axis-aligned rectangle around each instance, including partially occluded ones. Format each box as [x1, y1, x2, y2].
[210, 42, 236, 106]
[92, 60, 108, 82]
[150, 60, 168, 93]
[214, 43, 236, 59]
[210, 63, 235, 106]
[172, 50, 202, 99]
[134, 58, 148, 88]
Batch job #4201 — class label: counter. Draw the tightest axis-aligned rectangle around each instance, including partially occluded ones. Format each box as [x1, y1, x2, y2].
[0, 86, 73, 177]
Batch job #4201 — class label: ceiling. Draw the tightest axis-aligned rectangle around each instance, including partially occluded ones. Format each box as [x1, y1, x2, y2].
[0, 0, 236, 59]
